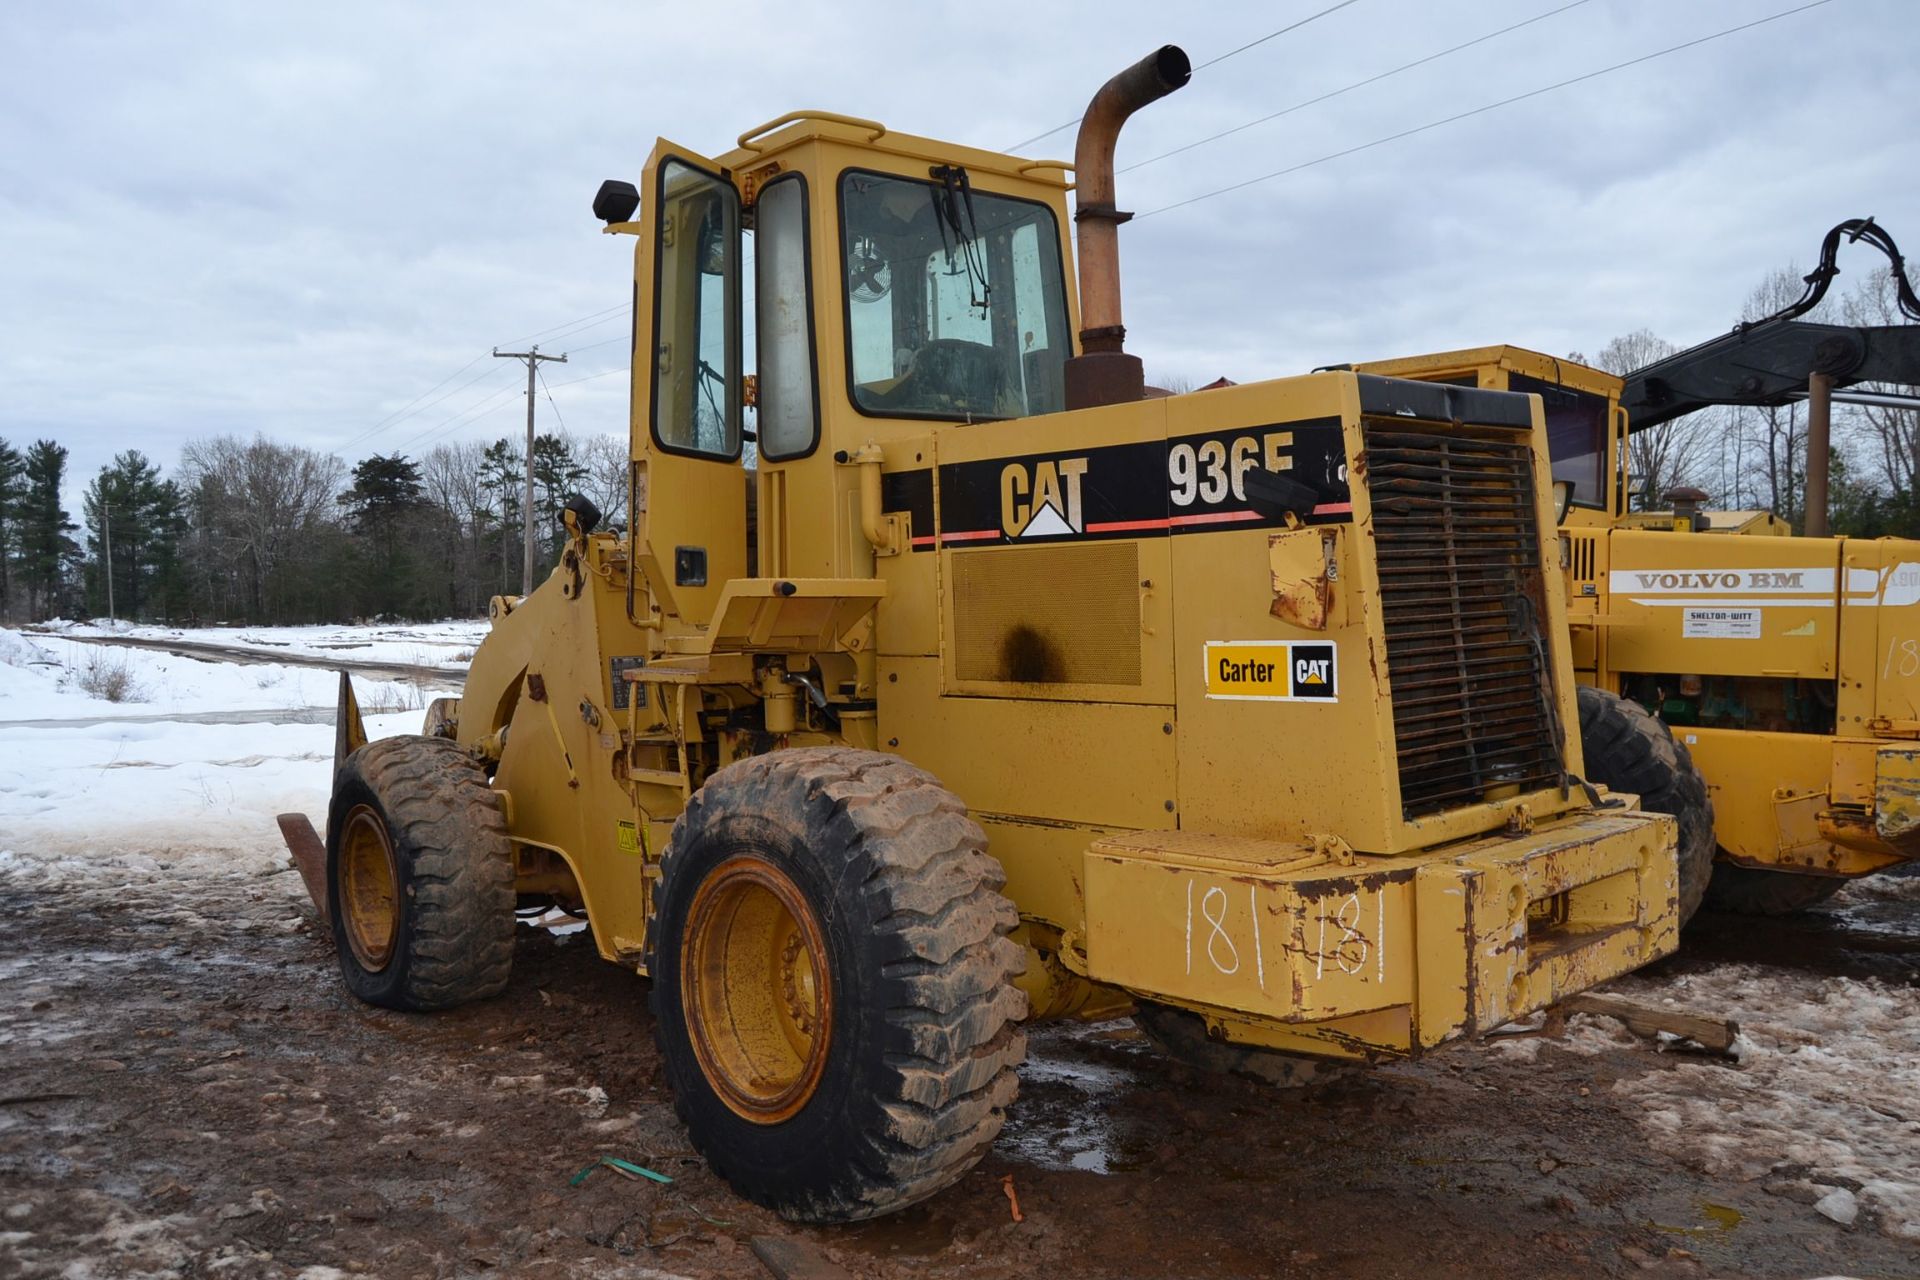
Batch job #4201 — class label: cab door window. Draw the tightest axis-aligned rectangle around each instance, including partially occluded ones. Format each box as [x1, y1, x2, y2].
[651, 158, 742, 458]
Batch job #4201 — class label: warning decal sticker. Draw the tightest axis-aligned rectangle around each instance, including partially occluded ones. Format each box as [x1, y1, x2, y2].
[1204, 641, 1339, 702]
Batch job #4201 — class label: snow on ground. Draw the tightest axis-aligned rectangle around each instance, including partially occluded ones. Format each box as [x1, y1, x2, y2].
[0, 628, 448, 721]
[0, 625, 447, 884]
[1605, 874, 1920, 1242]
[37, 617, 489, 668]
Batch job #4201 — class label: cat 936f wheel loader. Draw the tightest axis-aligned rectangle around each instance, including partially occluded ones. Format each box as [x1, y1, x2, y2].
[279, 46, 1681, 1223]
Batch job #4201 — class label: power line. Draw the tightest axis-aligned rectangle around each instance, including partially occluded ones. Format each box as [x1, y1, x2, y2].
[393, 378, 524, 454]
[1139, 0, 1838, 220]
[502, 306, 632, 350]
[497, 301, 630, 348]
[535, 365, 568, 434]
[1191, 0, 1363, 71]
[564, 333, 630, 356]
[1002, 0, 1364, 152]
[375, 363, 523, 449]
[545, 367, 627, 390]
[1120, 0, 1592, 175]
[337, 352, 489, 453]
[343, 303, 630, 452]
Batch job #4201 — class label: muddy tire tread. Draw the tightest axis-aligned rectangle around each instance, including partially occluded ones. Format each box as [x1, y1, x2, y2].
[1575, 686, 1717, 925]
[330, 735, 514, 1010]
[650, 746, 1026, 1223]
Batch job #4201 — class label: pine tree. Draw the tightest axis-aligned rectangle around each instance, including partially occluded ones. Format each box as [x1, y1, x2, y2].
[83, 451, 187, 621]
[480, 439, 524, 594]
[531, 432, 587, 564]
[340, 453, 427, 618]
[0, 438, 24, 621]
[18, 440, 79, 621]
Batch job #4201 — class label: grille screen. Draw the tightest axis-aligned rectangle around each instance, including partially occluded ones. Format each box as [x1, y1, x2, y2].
[1366, 422, 1565, 815]
[952, 542, 1141, 685]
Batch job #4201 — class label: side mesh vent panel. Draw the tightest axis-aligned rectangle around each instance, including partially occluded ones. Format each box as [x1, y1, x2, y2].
[1366, 423, 1565, 815]
[952, 542, 1141, 685]
[1570, 531, 1597, 586]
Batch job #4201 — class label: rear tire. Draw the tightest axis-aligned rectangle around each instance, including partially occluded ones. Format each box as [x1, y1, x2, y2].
[326, 735, 514, 1011]
[649, 748, 1026, 1223]
[1576, 686, 1716, 925]
[1134, 1003, 1349, 1088]
[1703, 863, 1845, 915]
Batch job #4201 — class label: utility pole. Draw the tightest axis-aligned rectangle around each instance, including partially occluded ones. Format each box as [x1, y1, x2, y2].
[492, 345, 568, 594]
[1804, 369, 1833, 538]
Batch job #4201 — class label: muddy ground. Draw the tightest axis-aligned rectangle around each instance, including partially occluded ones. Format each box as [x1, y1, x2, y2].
[2, 854, 1914, 1280]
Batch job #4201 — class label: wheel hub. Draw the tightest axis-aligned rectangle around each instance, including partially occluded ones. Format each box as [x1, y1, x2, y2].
[338, 804, 401, 972]
[681, 856, 833, 1124]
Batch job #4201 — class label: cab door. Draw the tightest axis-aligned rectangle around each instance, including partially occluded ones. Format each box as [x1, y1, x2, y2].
[631, 140, 746, 625]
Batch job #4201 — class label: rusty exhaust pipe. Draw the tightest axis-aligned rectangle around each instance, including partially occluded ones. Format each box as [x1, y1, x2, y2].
[1062, 44, 1191, 410]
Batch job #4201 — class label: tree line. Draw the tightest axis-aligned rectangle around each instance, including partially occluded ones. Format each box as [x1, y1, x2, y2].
[0, 431, 629, 625]
[1575, 264, 1920, 537]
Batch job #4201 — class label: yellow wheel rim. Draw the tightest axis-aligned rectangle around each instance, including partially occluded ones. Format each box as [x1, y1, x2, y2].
[681, 857, 833, 1124]
[339, 804, 401, 972]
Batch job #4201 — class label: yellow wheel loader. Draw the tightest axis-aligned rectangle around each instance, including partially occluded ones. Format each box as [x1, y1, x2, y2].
[280, 47, 1681, 1223]
[1357, 223, 1920, 917]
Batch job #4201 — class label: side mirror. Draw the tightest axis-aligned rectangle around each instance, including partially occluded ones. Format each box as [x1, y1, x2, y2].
[593, 179, 640, 225]
[1552, 480, 1574, 525]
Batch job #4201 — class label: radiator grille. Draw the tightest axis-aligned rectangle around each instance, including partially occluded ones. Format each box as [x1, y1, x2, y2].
[952, 542, 1141, 686]
[1365, 423, 1565, 816]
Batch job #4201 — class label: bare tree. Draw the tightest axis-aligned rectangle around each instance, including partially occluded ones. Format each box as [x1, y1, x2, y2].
[574, 433, 633, 531]
[1727, 264, 1840, 528]
[179, 435, 344, 621]
[420, 440, 492, 616]
[1843, 266, 1920, 499]
[1592, 328, 1708, 508]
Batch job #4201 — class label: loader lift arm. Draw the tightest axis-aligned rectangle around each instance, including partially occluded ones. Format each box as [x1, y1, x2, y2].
[1622, 217, 1920, 431]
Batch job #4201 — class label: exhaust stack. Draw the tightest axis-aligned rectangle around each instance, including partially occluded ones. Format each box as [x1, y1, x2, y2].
[1063, 44, 1191, 410]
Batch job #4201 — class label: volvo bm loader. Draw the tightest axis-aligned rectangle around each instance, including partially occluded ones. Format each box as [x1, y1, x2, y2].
[1357, 220, 1920, 917]
[279, 46, 1681, 1223]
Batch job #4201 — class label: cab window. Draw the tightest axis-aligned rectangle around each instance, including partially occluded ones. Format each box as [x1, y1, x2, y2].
[839, 169, 1069, 421]
[651, 157, 742, 458]
[1510, 373, 1607, 510]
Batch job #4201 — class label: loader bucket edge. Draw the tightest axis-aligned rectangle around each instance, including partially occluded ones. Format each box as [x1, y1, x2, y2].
[276, 812, 330, 920]
[334, 670, 367, 776]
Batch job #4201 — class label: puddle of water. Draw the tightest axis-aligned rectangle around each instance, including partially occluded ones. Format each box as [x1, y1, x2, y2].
[997, 1024, 1156, 1176]
[1649, 1200, 1743, 1236]
[840, 1204, 957, 1257]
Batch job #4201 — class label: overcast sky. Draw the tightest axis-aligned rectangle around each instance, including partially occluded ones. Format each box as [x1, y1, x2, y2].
[3, 0, 1915, 508]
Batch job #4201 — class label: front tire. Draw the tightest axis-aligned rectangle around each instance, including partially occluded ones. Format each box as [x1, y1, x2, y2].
[649, 748, 1027, 1223]
[1576, 686, 1717, 925]
[326, 735, 514, 1011]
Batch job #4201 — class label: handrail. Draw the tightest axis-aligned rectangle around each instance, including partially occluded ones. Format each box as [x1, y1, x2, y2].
[1016, 158, 1075, 174]
[738, 112, 886, 152]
